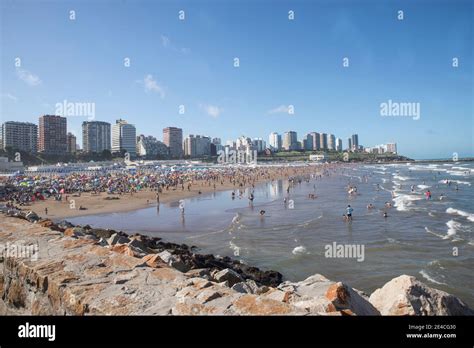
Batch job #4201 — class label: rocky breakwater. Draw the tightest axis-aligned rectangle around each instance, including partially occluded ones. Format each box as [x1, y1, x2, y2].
[0, 208, 473, 315]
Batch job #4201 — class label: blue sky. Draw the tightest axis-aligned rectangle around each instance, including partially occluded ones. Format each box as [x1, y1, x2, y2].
[1, 0, 472, 159]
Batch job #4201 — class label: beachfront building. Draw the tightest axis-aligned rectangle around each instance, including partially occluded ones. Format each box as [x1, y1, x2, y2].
[319, 133, 328, 150]
[309, 132, 320, 150]
[211, 138, 223, 156]
[225, 140, 236, 150]
[336, 138, 343, 152]
[303, 133, 314, 151]
[386, 143, 397, 154]
[67, 133, 77, 154]
[0, 156, 24, 172]
[0, 121, 38, 153]
[268, 132, 282, 151]
[348, 138, 352, 151]
[236, 136, 252, 151]
[183, 134, 211, 158]
[163, 127, 183, 159]
[282, 131, 298, 151]
[252, 138, 266, 152]
[328, 134, 336, 151]
[136, 135, 169, 159]
[365, 145, 384, 154]
[309, 153, 328, 162]
[38, 115, 67, 155]
[82, 121, 111, 153]
[112, 119, 136, 156]
[367, 143, 397, 154]
[351, 134, 359, 151]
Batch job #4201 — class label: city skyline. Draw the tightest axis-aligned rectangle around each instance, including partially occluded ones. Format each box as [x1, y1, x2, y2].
[1, 1, 472, 160]
[2, 115, 401, 161]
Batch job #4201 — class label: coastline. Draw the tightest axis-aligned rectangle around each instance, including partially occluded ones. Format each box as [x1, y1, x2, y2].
[15, 164, 328, 220]
[1, 211, 472, 316]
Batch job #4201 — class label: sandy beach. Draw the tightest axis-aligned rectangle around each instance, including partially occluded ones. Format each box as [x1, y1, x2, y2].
[14, 165, 329, 220]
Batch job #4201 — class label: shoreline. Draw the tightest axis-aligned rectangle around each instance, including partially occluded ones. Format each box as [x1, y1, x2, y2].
[1, 210, 472, 316]
[13, 164, 331, 220]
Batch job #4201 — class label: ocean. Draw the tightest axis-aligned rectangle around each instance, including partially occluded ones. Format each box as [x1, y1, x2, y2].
[68, 161, 474, 307]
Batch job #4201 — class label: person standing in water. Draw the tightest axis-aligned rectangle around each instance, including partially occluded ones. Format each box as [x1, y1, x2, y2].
[425, 190, 432, 200]
[346, 205, 353, 221]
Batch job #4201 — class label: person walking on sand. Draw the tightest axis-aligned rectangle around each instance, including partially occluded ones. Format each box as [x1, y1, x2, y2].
[44, 207, 48, 215]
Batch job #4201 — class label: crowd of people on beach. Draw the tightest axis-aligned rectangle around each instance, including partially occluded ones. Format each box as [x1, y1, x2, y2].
[0, 164, 335, 213]
[1, 163, 465, 225]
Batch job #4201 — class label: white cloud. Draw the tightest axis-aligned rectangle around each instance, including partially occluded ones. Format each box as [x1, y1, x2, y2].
[267, 105, 291, 114]
[200, 104, 222, 118]
[16, 69, 42, 86]
[142, 74, 165, 98]
[1, 93, 18, 102]
[161, 35, 170, 48]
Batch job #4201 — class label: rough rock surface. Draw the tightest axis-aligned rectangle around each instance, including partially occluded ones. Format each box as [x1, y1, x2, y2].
[369, 275, 474, 316]
[277, 274, 380, 315]
[0, 215, 472, 316]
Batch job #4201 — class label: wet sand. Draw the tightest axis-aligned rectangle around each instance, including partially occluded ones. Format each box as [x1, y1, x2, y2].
[18, 165, 327, 219]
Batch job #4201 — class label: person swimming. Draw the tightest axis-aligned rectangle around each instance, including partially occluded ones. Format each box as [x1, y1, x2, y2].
[259, 210, 266, 216]
[367, 203, 374, 209]
[383, 211, 388, 218]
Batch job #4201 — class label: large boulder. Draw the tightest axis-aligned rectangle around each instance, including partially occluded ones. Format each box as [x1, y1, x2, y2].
[64, 227, 86, 238]
[107, 233, 130, 246]
[213, 268, 244, 287]
[57, 220, 74, 230]
[89, 228, 114, 239]
[278, 274, 380, 315]
[369, 275, 474, 316]
[157, 251, 190, 273]
[140, 254, 167, 268]
[25, 211, 39, 223]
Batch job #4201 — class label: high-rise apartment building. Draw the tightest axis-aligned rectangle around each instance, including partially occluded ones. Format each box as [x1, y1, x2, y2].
[112, 119, 136, 156]
[351, 134, 359, 151]
[386, 143, 397, 154]
[82, 121, 111, 153]
[163, 127, 183, 159]
[282, 131, 298, 151]
[303, 133, 314, 151]
[268, 132, 282, 151]
[336, 138, 343, 151]
[183, 134, 211, 157]
[0, 121, 38, 153]
[328, 134, 336, 151]
[319, 133, 328, 150]
[252, 138, 266, 152]
[38, 115, 67, 155]
[309, 132, 320, 150]
[67, 133, 77, 154]
[136, 135, 168, 158]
